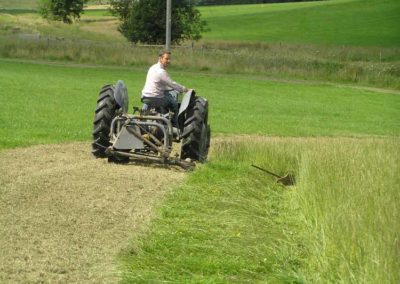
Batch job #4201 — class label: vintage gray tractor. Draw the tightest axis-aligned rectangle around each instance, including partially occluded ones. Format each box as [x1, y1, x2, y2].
[91, 81, 210, 169]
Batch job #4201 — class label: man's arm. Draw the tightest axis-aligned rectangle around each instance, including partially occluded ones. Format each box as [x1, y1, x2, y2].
[159, 70, 188, 93]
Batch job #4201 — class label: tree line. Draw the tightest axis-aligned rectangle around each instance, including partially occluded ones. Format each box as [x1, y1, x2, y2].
[39, 0, 207, 45]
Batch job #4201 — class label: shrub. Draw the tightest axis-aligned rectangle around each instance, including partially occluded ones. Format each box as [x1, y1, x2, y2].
[39, 0, 88, 24]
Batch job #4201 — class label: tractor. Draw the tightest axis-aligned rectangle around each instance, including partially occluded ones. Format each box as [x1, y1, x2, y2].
[91, 81, 210, 169]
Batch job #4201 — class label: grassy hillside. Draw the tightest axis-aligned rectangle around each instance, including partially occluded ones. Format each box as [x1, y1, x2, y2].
[1, 1, 399, 89]
[2, 0, 399, 47]
[200, 0, 400, 47]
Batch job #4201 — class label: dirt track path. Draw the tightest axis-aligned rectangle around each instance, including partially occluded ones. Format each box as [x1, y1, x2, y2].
[0, 142, 186, 283]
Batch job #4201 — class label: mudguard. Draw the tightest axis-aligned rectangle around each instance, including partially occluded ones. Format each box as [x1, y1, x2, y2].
[114, 80, 129, 114]
[178, 89, 196, 131]
[178, 89, 195, 116]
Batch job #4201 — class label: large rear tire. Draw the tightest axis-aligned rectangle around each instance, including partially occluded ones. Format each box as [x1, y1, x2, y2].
[180, 97, 210, 162]
[92, 85, 118, 158]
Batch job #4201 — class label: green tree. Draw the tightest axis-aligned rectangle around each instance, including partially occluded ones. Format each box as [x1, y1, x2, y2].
[110, 0, 207, 45]
[39, 0, 88, 24]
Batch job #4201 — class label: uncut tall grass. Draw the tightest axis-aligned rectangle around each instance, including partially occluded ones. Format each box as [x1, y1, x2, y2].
[295, 138, 399, 283]
[211, 137, 399, 282]
[246, 137, 399, 283]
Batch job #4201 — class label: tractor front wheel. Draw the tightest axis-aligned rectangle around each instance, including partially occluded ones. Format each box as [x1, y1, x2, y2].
[180, 97, 210, 162]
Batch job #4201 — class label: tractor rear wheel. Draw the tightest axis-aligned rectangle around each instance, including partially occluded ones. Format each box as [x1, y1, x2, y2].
[180, 97, 210, 162]
[92, 85, 118, 158]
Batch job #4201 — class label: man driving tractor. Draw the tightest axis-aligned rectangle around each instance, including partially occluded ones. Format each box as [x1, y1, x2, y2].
[141, 51, 190, 127]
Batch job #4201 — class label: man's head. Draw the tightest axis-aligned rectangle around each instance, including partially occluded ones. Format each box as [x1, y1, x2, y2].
[159, 51, 171, 67]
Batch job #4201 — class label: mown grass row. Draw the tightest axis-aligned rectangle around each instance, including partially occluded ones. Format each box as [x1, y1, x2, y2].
[120, 137, 399, 283]
[120, 145, 304, 283]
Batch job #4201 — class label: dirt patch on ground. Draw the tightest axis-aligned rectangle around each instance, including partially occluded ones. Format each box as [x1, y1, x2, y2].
[0, 142, 186, 283]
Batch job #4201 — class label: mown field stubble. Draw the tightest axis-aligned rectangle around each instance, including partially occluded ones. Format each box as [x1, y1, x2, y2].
[0, 142, 186, 283]
[0, 0, 399, 282]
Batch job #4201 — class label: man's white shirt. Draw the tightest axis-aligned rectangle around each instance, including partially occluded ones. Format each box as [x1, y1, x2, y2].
[141, 62, 186, 98]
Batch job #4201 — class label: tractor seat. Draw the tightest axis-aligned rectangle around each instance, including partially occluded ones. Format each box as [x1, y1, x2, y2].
[141, 97, 168, 111]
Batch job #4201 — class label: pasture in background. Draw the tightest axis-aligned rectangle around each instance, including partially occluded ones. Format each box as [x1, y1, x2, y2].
[0, 0, 399, 89]
[200, 0, 400, 47]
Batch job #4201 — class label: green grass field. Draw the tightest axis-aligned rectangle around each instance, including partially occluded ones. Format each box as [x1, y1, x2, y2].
[1, 59, 399, 149]
[0, 0, 399, 282]
[200, 0, 400, 47]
